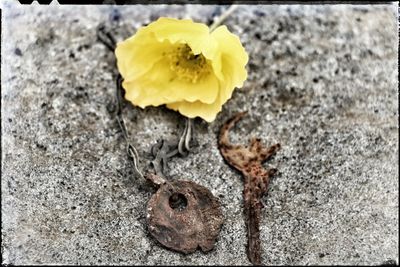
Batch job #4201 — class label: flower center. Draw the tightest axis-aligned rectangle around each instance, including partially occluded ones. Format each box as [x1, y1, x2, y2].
[167, 44, 211, 83]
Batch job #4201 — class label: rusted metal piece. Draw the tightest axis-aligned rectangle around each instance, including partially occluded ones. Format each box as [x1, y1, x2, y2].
[146, 178, 224, 254]
[218, 111, 281, 265]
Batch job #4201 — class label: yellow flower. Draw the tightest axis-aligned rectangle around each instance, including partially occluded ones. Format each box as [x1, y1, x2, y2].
[115, 17, 248, 122]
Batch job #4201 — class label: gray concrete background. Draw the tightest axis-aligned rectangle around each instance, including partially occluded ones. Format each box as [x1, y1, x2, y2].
[1, 2, 398, 265]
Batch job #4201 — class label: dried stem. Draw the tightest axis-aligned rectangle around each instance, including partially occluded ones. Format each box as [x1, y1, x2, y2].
[209, 5, 239, 32]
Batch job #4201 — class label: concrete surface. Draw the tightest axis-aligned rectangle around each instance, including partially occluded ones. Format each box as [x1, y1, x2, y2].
[1, 2, 398, 265]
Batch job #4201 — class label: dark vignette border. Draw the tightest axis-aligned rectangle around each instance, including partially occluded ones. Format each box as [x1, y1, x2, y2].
[15, 0, 395, 5]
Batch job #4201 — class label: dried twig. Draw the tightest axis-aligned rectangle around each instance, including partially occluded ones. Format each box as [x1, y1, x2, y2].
[218, 112, 281, 265]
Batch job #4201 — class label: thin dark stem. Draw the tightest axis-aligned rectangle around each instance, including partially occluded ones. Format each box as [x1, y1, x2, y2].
[115, 74, 144, 180]
[178, 118, 193, 156]
[97, 24, 116, 52]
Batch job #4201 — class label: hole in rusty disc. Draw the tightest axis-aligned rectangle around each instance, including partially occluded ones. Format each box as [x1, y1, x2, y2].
[169, 193, 188, 211]
[147, 181, 224, 253]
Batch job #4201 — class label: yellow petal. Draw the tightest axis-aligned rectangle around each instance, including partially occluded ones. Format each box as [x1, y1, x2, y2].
[211, 25, 249, 67]
[144, 18, 220, 61]
[166, 90, 224, 122]
[150, 18, 208, 46]
[115, 33, 171, 82]
[169, 73, 220, 104]
[211, 25, 248, 101]
[123, 58, 182, 108]
[210, 51, 224, 82]
[219, 55, 248, 103]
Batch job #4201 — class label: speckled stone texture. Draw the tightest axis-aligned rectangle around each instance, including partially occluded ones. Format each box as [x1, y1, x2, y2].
[1, 2, 398, 265]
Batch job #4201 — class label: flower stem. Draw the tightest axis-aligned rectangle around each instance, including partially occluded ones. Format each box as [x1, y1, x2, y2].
[209, 5, 239, 32]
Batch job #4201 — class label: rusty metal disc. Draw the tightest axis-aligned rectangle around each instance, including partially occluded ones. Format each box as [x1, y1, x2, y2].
[146, 180, 224, 254]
